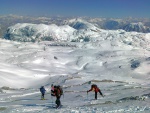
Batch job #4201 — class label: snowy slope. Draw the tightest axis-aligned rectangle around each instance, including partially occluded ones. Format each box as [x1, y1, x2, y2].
[0, 35, 150, 113]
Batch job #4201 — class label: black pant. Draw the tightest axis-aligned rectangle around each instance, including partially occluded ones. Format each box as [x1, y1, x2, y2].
[99, 91, 103, 96]
[95, 91, 103, 99]
[95, 92, 97, 99]
[41, 93, 44, 99]
[55, 96, 61, 107]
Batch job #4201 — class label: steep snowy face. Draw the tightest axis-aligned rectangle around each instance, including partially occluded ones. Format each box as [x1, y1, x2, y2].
[4, 20, 150, 49]
[123, 22, 150, 33]
[102, 20, 121, 30]
[65, 18, 99, 30]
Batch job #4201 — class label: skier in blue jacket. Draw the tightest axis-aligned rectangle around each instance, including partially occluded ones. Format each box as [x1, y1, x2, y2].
[40, 86, 46, 100]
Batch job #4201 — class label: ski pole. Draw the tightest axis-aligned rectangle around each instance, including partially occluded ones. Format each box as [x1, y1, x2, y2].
[87, 92, 88, 100]
[51, 95, 53, 103]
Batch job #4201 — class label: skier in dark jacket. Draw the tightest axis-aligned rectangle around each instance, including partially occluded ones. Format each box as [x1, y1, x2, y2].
[52, 86, 63, 108]
[40, 86, 46, 100]
[87, 84, 104, 100]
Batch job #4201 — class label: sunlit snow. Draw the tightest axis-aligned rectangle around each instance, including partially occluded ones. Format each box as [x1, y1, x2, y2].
[0, 20, 150, 113]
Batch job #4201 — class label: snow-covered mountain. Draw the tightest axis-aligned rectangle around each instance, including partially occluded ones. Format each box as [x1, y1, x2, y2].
[1, 19, 150, 112]
[1, 15, 150, 39]
[64, 18, 99, 30]
[4, 20, 150, 49]
[101, 20, 122, 30]
[4, 23, 76, 42]
[123, 22, 150, 33]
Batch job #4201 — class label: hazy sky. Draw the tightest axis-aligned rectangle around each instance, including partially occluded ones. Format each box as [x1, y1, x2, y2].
[0, 0, 150, 18]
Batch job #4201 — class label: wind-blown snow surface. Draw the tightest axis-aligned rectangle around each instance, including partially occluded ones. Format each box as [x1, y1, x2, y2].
[0, 36, 150, 112]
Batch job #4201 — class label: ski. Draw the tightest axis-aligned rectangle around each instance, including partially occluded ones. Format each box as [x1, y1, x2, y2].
[52, 105, 63, 109]
[40, 98, 48, 100]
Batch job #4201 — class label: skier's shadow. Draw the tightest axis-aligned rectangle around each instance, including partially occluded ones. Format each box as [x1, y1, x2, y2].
[19, 98, 38, 101]
[21, 103, 56, 109]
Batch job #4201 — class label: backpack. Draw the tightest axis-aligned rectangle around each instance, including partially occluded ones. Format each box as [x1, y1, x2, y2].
[57, 85, 63, 96]
[91, 84, 100, 92]
[91, 84, 97, 88]
[51, 85, 63, 96]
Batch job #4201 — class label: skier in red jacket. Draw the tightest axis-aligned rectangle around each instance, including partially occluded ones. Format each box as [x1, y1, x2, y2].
[87, 84, 104, 100]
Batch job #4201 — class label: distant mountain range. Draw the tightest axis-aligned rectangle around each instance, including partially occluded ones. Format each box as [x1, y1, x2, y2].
[4, 18, 150, 49]
[1, 15, 150, 38]
[123, 22, 150, 33]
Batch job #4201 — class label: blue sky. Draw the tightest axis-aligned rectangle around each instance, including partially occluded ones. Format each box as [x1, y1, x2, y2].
[0, 0, 150, 18]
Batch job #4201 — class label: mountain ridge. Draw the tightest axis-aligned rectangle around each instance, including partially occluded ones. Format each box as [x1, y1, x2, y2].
[4, 19, 150, 49]
[1, 15, 150, 38]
